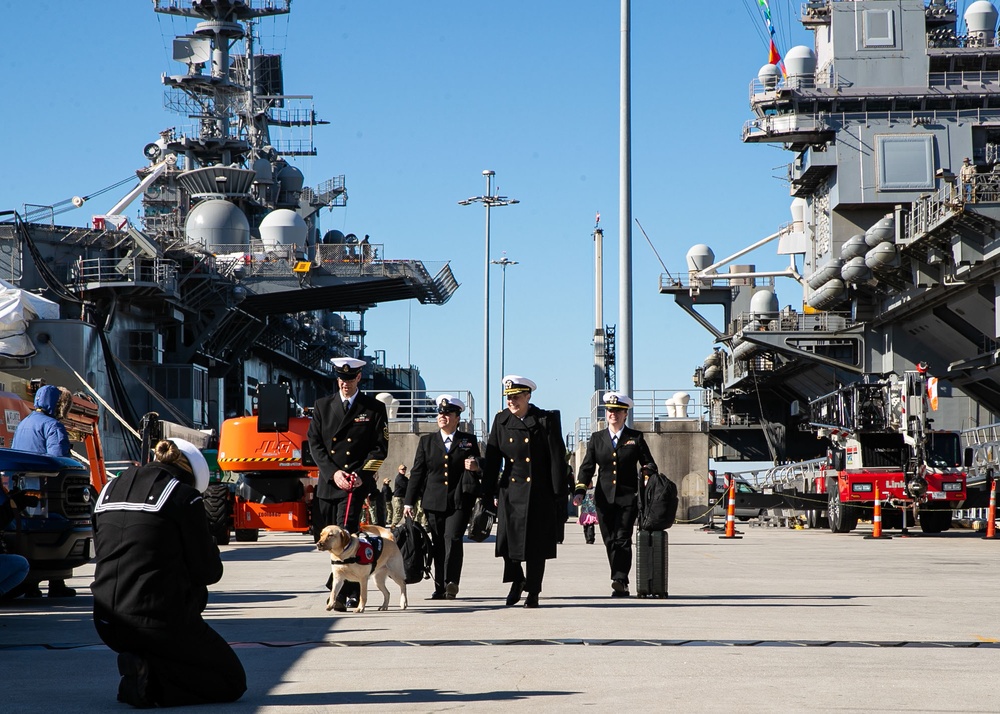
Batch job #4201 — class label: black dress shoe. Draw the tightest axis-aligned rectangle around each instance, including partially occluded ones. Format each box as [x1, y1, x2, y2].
[611, 588, 630, 598]
[445, 582, 459, 599]
[428, 591, 446, 600]
[523, 592, 539, 608]
[48, 580, 77, 598]
[505, 580, 524, 607]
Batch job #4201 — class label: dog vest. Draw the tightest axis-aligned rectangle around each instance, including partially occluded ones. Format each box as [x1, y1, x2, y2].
[332, 535, 384, 574]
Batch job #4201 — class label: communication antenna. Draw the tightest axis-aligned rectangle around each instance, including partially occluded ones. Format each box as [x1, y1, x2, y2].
[634, 218, 673, 283]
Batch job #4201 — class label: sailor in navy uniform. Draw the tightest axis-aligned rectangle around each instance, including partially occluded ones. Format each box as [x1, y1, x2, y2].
[481, 375, 567, 608]
[404, 395, 481, 599]
[307, 357, 388, 610]
[573, 391, 657, 597]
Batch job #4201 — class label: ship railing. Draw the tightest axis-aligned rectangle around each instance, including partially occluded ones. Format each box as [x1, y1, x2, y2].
[742, 114, 830, 142]
[70, 257, 179, 292]
[363, 389, 480, 437]
[314, 243, 384, 277]
[899, 182, 962, 246]
[929, 70, 1000, 88]
[569, 417, 592, 453]
[730, 310, 853, 335]
[659, 273, 775, 291]
[748, 67, 851, 98]
[747, 108, 1000, 147]
[579, 389, 707, 444]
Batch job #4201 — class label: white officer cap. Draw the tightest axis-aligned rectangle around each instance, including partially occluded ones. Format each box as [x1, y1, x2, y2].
[603, 391, 634, 410]
[502, 375, 536, 395]
[436, 394, 466, 414]
[331, 357, 366, 378]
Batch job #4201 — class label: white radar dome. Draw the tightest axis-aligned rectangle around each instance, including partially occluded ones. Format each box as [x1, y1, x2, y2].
[784, 46, 816, 78]
[259, 209, 307, 247]
[757, 63, 781, 89]
[965, 1, 999, 34]
[185, 199, 250, 249]
[750, 288, 779, 315]
[686, 244, 715, 272]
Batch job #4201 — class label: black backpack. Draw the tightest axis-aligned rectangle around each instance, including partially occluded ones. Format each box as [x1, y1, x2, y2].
[392, 516, 433, 584]
[639, 472, 679, 531]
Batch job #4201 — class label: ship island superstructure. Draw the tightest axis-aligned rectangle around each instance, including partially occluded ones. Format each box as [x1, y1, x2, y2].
[662, 0, 1000, 474]
[0, 0, 458, 462]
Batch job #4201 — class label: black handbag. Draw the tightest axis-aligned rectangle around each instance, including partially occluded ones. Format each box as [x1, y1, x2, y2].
[466, 498, 495, 542]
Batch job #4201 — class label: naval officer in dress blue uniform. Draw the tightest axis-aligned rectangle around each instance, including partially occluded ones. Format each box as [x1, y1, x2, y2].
[481, 375, 567, 608]
[404, 394, 481, 599]
[307, 357, 388, 610]
[573, 391, 657, 597]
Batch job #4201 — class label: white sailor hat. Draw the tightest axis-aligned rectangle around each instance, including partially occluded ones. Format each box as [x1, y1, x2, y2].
[331, 357, 366, 378]
[502, 375, 536, 395]
[168, 437, 210, 493]
[436, 394, 466, 414]
[603, 391, 633, 410]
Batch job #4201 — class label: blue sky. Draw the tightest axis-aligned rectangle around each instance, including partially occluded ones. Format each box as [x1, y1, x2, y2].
[0, 0, 815, 434]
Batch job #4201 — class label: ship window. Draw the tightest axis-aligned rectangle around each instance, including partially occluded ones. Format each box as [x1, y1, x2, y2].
[876, 135, 935, 191]
[128, 331, 161, 363]
[863, 9, 895, 48]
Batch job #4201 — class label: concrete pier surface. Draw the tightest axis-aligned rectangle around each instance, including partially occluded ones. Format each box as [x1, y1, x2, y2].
[4, 522, 1000, 712]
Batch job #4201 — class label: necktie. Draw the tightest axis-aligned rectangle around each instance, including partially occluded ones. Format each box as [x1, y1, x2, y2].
[342, 399, 350, 414]
[444, 436, 452, 452]
[611, 434, 618, 449]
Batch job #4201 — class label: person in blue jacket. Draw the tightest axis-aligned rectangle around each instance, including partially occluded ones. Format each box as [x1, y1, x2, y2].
[11, 383, 75, 597]
[12, 384, 71, 458]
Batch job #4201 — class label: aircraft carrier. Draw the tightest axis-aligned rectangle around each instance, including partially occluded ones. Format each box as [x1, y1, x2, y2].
[0, 1, 458, 464]
[662, 0, 1000, 491]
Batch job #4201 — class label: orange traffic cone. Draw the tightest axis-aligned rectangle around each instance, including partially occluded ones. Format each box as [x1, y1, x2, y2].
[864, 484, 891, 539]
[719, 475, 743, 540]
[984, 478, 996, 540]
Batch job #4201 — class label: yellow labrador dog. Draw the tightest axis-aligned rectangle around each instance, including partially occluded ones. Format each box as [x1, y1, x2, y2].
[316, 525, 408, 613]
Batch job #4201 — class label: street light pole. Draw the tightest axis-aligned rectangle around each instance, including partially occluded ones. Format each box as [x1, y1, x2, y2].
[491, 255, 519, 386]
[458, 170, 519, 424]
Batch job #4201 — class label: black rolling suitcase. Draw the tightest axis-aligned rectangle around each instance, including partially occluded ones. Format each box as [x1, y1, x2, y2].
[635, 528, 668, 597]
[634, 468, 674, 598]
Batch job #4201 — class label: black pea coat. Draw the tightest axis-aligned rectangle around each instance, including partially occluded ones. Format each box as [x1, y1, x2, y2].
[405, 430, 482, 512]
[575, 426, 657, 509]
[92, 462, 222, 628]
[307, 392, 388, 502]
[482, 405, 567, 561]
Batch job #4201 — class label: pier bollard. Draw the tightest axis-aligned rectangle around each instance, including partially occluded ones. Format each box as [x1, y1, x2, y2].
[985, 479, 997, 540]
[719, 476, 743, 540]
[864, 484, 891, 540]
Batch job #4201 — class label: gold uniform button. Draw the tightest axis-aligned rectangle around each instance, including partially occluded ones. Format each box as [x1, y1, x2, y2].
[524, 438, 529, 443]
[525, 457, 531, 463]
[509, 437, 513, 443]
[444, 454, 449, 459]
[444, 480, 448, 486]
[332, 437, 338, 442]
[612, 479, 616, 485]
[526, 477, 531, 482]
[347, 438, 352, 443]
[346, 451, 351, 456]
